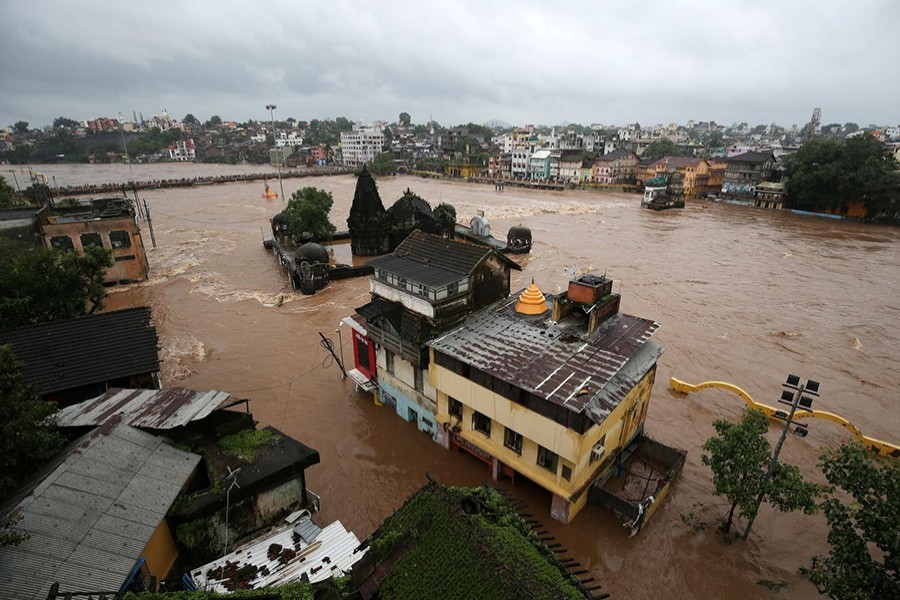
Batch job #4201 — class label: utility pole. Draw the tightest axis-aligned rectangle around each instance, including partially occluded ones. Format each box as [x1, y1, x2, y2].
[742, 375, 818, 539]
[266, 104, 286, 202]
[143, 198, 157, 248]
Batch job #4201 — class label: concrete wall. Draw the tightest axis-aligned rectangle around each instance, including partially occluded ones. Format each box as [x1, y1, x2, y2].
[42, 216, 148, 283]
[377, 348, 438, 438]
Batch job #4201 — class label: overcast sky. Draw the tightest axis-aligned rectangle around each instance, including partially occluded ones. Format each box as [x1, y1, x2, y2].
[2, 0, 897, 130]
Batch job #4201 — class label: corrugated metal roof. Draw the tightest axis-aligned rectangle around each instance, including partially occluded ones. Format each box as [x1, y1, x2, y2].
[56, 387, 246, 430]
[429, 300, 659, 417]
[0, 422, 201, 600]
[0, 307, 160, 396]
[190, 517, 366, 591]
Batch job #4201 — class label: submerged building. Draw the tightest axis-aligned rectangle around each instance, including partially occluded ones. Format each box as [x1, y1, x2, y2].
[345, 231, 521, 438]
[428, 274, 664, 523]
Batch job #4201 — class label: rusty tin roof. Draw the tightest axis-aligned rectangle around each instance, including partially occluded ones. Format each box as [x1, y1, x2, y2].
[429, 299, 659, 419]
[56, 387, 246, 430]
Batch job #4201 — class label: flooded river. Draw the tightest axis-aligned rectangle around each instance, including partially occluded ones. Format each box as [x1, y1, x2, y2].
[8, 164, 899, 598]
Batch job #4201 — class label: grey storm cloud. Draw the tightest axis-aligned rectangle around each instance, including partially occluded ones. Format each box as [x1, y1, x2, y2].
[1, 0, 898, 128]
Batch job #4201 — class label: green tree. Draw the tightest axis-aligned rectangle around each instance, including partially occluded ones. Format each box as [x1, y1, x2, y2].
[0, 240, 113, 328]
[844, 122, 859, 134]
[182, 113, 199, 126]
[0, 178, 24, 209]
[52, 117, 80, 130]
[784, 134, 899, 216]
[803, 443, 899, 599]
[642, 137, 681, 161]
[205, 115, 222, 128]
[369, 152, 398, 176]
[282, 187, 336, 241]
[702, 409, 820, 534]
[399, 112, 411, 127]
[13, 121, 28, 134]
[433, 202, 457, 236]
[0, 345, 64, 499]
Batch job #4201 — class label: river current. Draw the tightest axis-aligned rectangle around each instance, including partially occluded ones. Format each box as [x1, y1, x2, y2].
[7, 164, 899, 599]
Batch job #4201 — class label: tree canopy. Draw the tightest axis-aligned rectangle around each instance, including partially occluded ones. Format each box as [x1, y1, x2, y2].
[0, 178, 24, 209]
[399, 112, 411, 127]
[52, 116, 80, 130]
[642, 138, 681, 161]
[803, 443, 900, 599]
[282, 187, 337, 241]
[13, 121, 28, 134]
[182, 113, 199, 126]
[0, 345, 64, 499]
[701, 409, 821, 534]
[784, 134, 899, 216]
[0, 240, 113, 328]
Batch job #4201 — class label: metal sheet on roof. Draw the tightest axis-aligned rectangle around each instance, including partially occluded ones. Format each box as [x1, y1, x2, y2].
[0, 423, 201, 600]
[190, 517, 366, 591]
[56, 387, 244, 430]
[429, 306, 658, 414]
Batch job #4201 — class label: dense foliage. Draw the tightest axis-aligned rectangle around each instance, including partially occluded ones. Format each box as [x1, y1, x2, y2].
[702, 409, 821, 535]
[784, 134, 899, 217]
[0, 240, 113, 328]
[282, 187, 336, 241]
[0, 345, 64, 500]
[369, 484, 587, 599]
[803, 443, 899, 599]
[642, 137, 681, 161]
[368, 151, 399, 175]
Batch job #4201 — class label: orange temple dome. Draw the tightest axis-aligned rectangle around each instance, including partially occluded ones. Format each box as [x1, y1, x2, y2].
[515, 280, 548, 315]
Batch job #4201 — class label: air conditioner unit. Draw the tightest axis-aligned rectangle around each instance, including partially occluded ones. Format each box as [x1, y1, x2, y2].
[592, 445, 606, 461]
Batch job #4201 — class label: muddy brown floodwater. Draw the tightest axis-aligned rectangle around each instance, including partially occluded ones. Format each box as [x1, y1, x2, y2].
[9, 164, 899, 599]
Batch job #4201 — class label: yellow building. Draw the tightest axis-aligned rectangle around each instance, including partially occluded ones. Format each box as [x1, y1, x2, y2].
[428, 274, 664, 523]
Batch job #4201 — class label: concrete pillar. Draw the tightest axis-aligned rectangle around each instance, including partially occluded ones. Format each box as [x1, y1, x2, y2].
[491, 458, 501, 482]
[550, 493, 573, 524]
[436, 424, 451, 450]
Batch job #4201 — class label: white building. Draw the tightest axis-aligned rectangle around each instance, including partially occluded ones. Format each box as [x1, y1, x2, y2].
[276, 131, 304, 147]
[340, 125, 385, 167]
[168, 139, 196, 161]
[511, 148, 530, 179]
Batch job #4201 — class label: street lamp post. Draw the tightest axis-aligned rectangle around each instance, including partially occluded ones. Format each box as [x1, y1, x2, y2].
[266, 104, 286, 202]
[742, 374, 819, 539]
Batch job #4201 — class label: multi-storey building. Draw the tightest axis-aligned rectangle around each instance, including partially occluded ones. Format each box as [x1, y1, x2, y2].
[591, 149, 639, 184]
[340, 125, 385, 167]
[168, 139, 196, 161]
[511, 148, 530, 179]
[428, 274, 663, 523]
[721, 151, 775, 198]
[345, 231, 521, 438]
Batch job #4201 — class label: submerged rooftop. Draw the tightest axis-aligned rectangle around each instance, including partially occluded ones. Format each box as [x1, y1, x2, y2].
[429, 289, 660, 418]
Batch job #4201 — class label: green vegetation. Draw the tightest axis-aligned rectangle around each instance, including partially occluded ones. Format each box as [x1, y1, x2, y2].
[642, 137, 681, 161]
[398, 112, 411, 127]
[0, 239, 113, 328]
[302, 117, 353, 146]
[218, 428, 277, 460]
[282, 187, 337, 241]
[369, 483, 588, 600]
[784, 133, 899, 217]
[803, 443, 900, 599]
[126, 128, 183, 158]
[123, 582, 313, 600]
[0, 345, 64, 501]
[701, 409, 820, 535]
[0, 178, 26, 209]
[175, 516, 215, 552]
[368, 151, 399, 176]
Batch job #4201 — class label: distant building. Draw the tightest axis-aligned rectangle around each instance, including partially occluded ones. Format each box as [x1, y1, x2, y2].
[275, 131, 303, 147]
[722, 151, 775, 198]
[591, 149, 639, 184]
[340, 125, 385, 167]
[753, 181, 787, 209]
[85, 116, 119, 133]
[168, 138, 196, 161]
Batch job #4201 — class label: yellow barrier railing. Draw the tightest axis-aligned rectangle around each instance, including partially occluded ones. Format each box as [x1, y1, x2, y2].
[669, 378, 899, 459]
